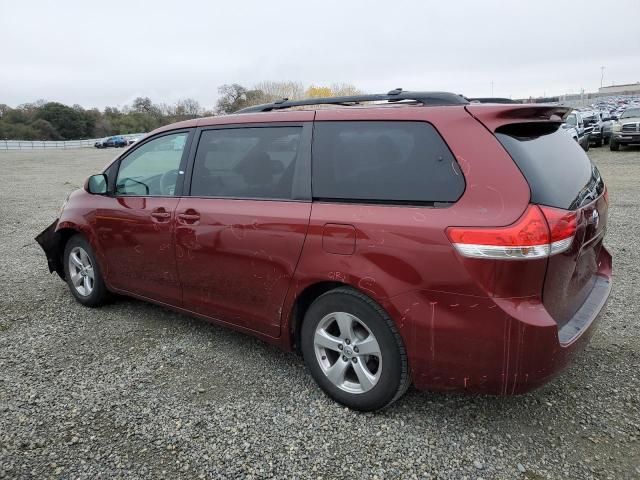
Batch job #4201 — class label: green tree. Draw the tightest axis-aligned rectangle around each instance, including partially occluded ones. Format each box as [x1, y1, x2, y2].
[31, 119, 61, 140]
[36, 102, 93, 139]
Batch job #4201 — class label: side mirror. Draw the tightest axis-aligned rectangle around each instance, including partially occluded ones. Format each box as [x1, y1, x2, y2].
[85, 174, 108, 194]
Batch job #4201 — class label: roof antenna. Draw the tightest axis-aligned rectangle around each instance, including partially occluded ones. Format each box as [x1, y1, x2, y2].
[387, 88, 403, 95]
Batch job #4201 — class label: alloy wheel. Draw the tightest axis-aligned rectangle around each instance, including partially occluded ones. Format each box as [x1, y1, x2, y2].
[313, 312, 382, 394]
[68, 246, 95, 296]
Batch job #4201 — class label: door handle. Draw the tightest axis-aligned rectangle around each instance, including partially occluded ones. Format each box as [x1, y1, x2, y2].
[177, 210, 200, 224]
[150, 208, 171, 222]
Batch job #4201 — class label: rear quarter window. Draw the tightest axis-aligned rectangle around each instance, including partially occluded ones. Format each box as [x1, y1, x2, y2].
[312, 121, 464, 204]
[496, 126, 604, 210]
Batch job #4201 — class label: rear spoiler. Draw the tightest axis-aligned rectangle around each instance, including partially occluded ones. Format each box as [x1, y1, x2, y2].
[465, 104, 571, 132]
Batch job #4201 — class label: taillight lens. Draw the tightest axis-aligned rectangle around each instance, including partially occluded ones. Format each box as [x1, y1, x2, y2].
[446, 205, 576, 260]
[539, 205, 578, 255]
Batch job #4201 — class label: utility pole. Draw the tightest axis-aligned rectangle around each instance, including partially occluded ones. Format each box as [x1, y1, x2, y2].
[600, 66, 605, 89]
[490, 81, 494, 97]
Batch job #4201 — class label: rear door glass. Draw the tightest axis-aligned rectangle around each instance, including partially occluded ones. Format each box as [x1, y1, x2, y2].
[312, 121, 464, 204]
[496, 127, 604, 209]
[190, 127, 301, 200]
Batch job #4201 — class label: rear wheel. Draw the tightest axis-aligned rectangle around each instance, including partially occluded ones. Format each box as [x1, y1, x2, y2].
[301, 287, 410, 411]
[595, 136, 603, 147]
[610, 139, 620, 151]
[63, 235, 109, 307]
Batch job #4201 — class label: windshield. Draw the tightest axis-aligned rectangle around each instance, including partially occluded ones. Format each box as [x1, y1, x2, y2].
[621, 108, 640, 119]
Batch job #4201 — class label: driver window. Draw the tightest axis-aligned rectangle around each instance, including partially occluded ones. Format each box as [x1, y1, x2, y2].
[116, 132, 188, 196]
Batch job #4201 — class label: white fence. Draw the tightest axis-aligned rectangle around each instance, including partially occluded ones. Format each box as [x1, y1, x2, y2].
[1, 133, 145, 151]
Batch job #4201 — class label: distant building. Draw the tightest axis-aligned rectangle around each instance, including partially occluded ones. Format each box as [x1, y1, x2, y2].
[598, 83, 640, 95]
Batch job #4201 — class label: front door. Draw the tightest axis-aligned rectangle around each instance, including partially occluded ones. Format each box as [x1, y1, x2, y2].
[94, 130, 191, 305]
[175, 124, 312, 336]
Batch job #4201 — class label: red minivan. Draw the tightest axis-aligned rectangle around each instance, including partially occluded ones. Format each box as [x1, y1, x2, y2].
[37, 91, 612, 411]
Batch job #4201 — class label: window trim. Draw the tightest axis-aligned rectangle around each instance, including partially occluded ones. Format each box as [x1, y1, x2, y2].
[110, 128, 195, 198]
[183, 122, 312, 202]
[309, 119, 465, 207]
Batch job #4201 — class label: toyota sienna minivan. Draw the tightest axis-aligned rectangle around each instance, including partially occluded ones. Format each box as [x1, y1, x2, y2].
[37, 90, 612, 411]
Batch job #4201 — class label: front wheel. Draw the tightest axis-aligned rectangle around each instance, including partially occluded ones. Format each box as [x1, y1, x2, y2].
[301, 287, 410, 411]
[63, 235, 109, 307]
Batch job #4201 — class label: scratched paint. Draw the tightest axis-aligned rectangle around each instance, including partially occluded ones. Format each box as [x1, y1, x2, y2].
[357, 276, 377, 296]
[328, 271, 348, 282]
[429, 301, 437, 361]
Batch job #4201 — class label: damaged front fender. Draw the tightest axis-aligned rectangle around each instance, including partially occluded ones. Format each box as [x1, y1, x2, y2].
[35, 219, 65, 280]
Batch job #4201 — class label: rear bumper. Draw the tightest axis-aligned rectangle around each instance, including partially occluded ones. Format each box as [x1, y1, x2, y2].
[385, 247, 612, 395]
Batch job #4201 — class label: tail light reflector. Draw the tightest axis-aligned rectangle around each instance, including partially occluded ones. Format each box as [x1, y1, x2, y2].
[447, 205, 576, 260]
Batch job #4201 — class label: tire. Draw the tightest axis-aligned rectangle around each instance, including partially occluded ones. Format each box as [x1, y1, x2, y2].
[63, 234, 109, 307]
[301, 287, 410, 411]
[595, 136, 603, 147]
[610, 139, 620, 151]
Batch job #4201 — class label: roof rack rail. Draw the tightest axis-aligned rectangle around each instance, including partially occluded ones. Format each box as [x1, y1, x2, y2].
[466, 97, 521, 104]
[235, 89, 469, 113]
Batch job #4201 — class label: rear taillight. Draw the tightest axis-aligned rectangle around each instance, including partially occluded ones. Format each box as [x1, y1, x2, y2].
[539, 205, 578, 255]
[446, 205, 576, 260]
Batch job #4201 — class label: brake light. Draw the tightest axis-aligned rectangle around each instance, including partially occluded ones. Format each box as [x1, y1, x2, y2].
[539, 205, 578, 255]
[603, 186, 609, 204]
[446, 205, 576, 260]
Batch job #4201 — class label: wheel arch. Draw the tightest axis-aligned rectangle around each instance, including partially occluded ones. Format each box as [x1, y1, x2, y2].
[287, 281, 397, 353]
[36, 224, 83, 280]
[287, 281, 346, 352]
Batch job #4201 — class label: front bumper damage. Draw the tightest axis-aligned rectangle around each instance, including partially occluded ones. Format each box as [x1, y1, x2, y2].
[35, 219, 65, 279]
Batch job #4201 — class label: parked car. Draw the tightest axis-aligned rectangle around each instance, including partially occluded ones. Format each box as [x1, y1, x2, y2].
[127, 135, 146, 146]
[582, 111, 613, 147]
[563, 111, 591, 151]
[37, 91, 611, 411]
[94, 136, 128, 149]
[610, 107, 640, 151]
[600, 112, 614, 144]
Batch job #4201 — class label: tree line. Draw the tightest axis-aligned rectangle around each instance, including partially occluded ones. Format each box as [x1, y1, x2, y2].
[0, 82, 362, 140]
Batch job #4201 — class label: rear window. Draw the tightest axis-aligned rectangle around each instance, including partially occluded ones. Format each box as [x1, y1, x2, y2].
[496, 126, 604, 210]
[312, 121, 464, 204]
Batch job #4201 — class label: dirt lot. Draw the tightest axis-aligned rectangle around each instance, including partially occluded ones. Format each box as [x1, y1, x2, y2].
[0, 146, 639, 479]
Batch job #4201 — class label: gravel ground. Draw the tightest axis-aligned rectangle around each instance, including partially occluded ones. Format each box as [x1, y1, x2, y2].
[0, 146, 639, 479]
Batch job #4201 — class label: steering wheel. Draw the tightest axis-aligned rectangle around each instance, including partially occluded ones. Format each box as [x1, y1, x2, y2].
[159, 169, 179, 195]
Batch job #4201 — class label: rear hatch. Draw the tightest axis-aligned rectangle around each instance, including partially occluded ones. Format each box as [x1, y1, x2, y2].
[467, 105, 607, 330]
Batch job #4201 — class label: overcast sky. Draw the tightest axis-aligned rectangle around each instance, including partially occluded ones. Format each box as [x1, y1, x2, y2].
[1, 0, 639, 109]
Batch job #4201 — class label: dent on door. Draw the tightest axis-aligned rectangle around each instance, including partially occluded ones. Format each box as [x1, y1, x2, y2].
[94, 196, 182, 304]
[174, 199, 311, 337]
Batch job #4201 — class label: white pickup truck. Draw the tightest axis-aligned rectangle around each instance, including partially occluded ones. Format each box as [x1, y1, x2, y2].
[562, 110, 592, 151]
